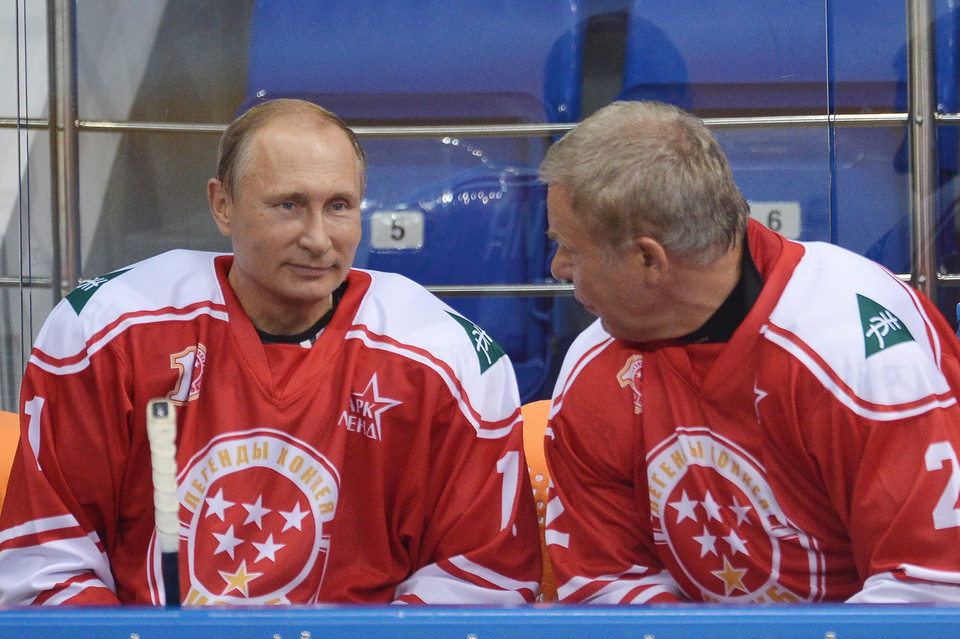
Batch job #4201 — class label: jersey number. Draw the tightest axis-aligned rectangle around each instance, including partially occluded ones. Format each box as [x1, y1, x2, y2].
[925, 441, 960, 530]
[24, 395, 45, 471]
[497, 451, 520, 532]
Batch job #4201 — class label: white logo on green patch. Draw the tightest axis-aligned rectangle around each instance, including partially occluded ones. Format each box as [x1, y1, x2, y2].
[857, 294, 914, 357]
[446, 311, 506, 373]
[66, 268, 130, 314]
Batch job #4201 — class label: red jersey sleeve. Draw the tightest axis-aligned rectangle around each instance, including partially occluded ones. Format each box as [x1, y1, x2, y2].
[766, 293, 960, 603]
[0, 306, 131, 605]
[392, 376, 542, 604]
[544, 335, 685, 604]
[808, 317, 960, 601]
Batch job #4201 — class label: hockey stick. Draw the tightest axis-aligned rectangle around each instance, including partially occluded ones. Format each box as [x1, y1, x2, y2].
[146, 398, 180, 608]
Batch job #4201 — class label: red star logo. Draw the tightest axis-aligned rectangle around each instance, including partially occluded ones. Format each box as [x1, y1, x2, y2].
[348, 373, 402, 440]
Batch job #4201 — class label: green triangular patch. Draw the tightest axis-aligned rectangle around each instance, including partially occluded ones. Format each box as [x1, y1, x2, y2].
[857, 294, 914, 358]
[446, 311, 506, 373]
[66, 268, 131, 315]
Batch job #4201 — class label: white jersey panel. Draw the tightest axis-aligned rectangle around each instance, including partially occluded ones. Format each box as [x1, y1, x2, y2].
[33, 250, 226, 361]
[767, 241, 950, 408]
[348, 269, 521, 425]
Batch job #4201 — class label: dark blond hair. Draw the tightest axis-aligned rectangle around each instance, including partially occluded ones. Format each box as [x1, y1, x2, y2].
[217, 99, 367, 198]
[539, 100, 749, 264]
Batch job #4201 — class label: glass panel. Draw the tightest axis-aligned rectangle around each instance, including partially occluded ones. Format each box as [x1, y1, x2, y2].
[77, 130, 228, 278]
[1, 0, 51, 411]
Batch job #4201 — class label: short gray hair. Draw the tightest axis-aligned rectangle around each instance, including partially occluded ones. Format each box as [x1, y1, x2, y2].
[217, 98, 367, 199]
[539, 100, 749, 264]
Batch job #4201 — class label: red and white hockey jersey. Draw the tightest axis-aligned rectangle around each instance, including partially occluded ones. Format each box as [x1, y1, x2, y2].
[0, 251, 541, 605]
[545, 221, 960, 604]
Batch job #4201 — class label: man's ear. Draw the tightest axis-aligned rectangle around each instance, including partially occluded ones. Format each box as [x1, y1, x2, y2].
[634, 236, 669, 283]
[208, 178, 232, 237]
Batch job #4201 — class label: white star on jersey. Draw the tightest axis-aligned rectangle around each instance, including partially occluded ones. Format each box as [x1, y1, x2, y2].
[252, 534, 285, 563]
[670, 490, 698, 524]
[243, 495, 271, 529]
[205, 488, 234, 521]
[280, 502, 309, 532]
[213, 524, 244, 559]
[694, 526, 718, 557]
[701, 491, 722, 522]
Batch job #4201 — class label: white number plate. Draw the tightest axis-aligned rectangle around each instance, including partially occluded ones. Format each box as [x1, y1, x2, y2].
[749, 201, 801, 239]
[370, 210, 425, 250]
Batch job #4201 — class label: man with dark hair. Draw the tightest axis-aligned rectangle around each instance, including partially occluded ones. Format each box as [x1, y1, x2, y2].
[0, 99, 541, 605]
[541, 100, 960, 604]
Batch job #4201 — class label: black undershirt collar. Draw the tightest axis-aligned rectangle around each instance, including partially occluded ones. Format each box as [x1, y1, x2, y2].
[256, 281, 349, 346]
[679, 238, 764, 345]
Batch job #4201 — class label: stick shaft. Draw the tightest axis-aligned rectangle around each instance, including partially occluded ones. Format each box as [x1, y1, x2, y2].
[147, 398, 180, 607]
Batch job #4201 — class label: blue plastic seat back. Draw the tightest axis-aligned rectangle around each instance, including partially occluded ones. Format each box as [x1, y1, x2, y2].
[620, 0, 959, 274]
[243, 0, 582, 124]
[365, 167, 554, 396]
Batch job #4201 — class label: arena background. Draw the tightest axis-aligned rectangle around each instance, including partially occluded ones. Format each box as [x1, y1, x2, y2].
[2, 1, 960, 630]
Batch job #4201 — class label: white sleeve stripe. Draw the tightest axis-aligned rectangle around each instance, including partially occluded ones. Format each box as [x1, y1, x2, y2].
[545, 529, 570, 548]
[0, 537, 115, 605]
[0, 514, 80, 546]
[898, 564, 960, 585]
[582, 575, 682, 604]
[627, 584, 676, 603]
[448, 554, 540, 593]
[394, 562, 532, 604]
[41, 580, 101, 605]
[31, 307, 229, 375]
[848, 571, 960, 603]
[557, 565, 654, 600]
[762, 325, 957, 421]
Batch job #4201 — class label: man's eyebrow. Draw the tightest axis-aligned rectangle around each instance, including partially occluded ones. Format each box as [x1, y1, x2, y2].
[329, 190, 360, 203]
[266, 190, 307, 203]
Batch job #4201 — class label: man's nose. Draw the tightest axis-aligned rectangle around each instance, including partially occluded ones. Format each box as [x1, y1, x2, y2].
[550, 247, 571, 282]
[299, 210, 333, 253]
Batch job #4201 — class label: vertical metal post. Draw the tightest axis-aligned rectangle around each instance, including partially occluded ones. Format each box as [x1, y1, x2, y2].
[45, 0, 62, 304]
[48, 0, 80, 301]
[905, 0, 939, 302]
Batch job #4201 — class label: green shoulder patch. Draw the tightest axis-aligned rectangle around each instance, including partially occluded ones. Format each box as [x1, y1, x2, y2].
[446, 311, 506, 373]
[857, 293, 915, 358]
[66, 268, 131, 315]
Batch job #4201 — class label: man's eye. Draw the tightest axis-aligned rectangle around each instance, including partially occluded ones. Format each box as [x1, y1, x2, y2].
[279, 201, 296, 210]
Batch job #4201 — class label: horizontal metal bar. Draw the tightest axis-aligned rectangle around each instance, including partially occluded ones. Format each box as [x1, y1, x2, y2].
[0, 117, 50, 129]
[75, 119, 227, 134]
[9, 111, 960, 136]
[71, 113, 914, 137]
[705, 113, 909, 128]
[937, 273, 960, 285]
[0, 276, 54, 288]
[0, 112, 928, 137]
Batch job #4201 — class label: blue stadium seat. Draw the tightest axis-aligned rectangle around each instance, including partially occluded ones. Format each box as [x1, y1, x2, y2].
[619, 0, 959, 274]
[241, 0, 585, 400]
